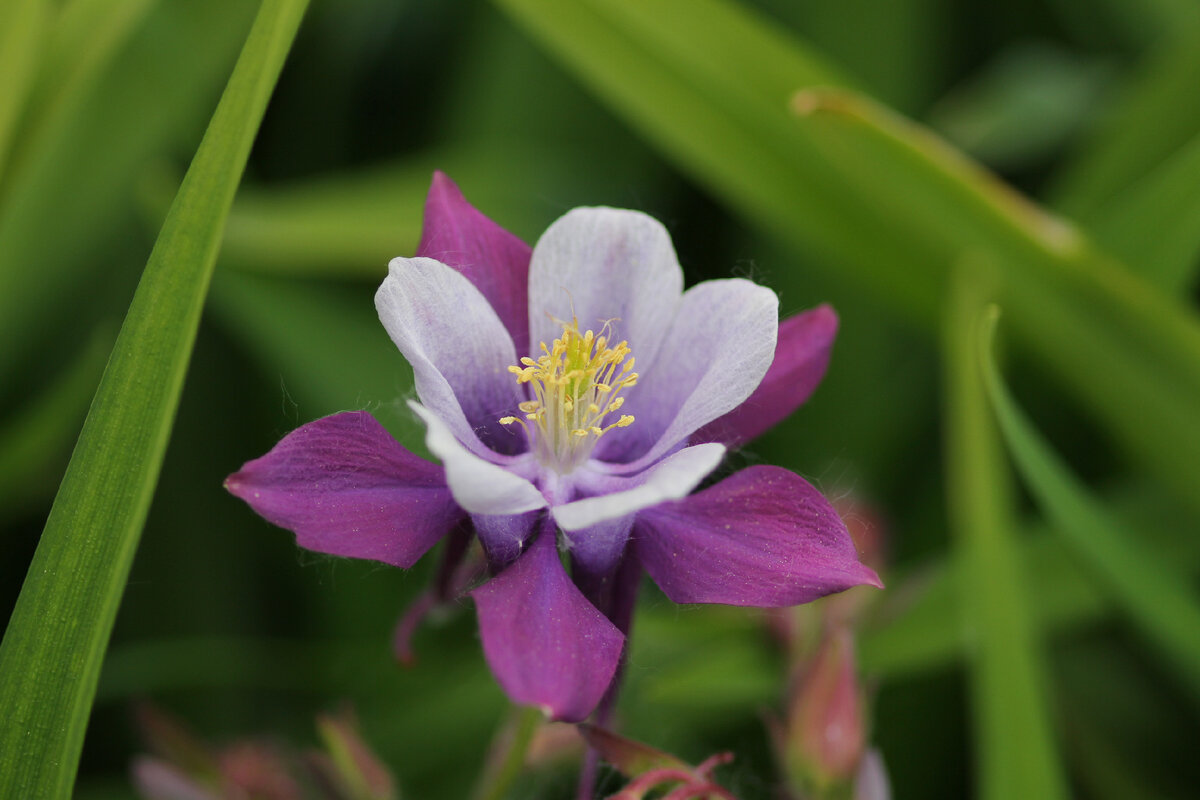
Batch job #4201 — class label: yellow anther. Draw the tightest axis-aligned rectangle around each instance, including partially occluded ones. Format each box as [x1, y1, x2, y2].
[498, 316, 639, 473]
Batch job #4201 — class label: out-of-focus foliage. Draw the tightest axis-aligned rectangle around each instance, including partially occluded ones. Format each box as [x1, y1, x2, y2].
[1, 0, 1198, 798]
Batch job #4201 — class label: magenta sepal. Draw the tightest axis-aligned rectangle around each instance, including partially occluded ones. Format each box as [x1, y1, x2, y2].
[693, 304, 837, 447]
[225, 411, 463, 568]
[472, 518, 624, 722]
[416, 171, 532, 356]
[634, 465, 882, 606]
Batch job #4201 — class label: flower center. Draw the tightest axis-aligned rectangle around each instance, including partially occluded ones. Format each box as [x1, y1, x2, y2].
[500, 319, 637, 473]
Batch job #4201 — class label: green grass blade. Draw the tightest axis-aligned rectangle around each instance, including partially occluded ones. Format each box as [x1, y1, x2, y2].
[216, 145, 579, 279]
[859, 480, 1200, 677]
[0, 0, 49, 187]
[943, 266, 1068, 800]
[0, 0, 257, 385]
[980, 312, 1200, 707]
[10, 0, 160, 177]
[492, 0, 942, 314]
[1050, 16, 1200, 219]
[0, 0, 309, 794]
[1084, 130, 1200, 294]
[1082, 0, 1199, 47]
[492, 0, 1200, 516]
[788, 90, 1200, 512]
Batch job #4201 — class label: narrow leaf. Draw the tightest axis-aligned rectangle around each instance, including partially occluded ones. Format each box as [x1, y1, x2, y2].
[788, 89, 1200, 513]
[0, 0, 309, 794]
[1084, 129, 1200, 294]
[577, 725, 692, 778]
[943, 266, 1068, 800]
[0, 0, 48, 188]
[859, 482, 1200, 677]
[980, 311, 1200, 707]
[1050, 15, 1200, 218]
[492, 0, 1200, 516]
[0, 0, 258, 384]
[10, 0, 160, 174]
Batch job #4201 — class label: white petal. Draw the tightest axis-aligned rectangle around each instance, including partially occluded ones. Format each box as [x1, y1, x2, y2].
[526, 208, 682, 366]
[606, 278, 778, 471]
[410, 402, 546, 516]
[551, 443, 725, 531]
[377, 257, 524, 459]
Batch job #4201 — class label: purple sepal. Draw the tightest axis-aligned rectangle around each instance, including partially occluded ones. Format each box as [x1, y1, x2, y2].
[417, 171, 532, 355]
[693, 305, 837, 447]
[471, 519, 624, 722]
[634, 465, 882, 606]
[225, 411, 462, 569]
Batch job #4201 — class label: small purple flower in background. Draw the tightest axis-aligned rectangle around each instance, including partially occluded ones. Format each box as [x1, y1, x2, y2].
[226, 173, 882, 723]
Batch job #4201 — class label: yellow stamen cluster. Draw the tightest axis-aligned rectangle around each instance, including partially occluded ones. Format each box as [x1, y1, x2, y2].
[500, 319, 637, 473]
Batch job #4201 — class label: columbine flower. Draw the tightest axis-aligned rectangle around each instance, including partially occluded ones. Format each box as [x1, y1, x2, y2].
[226, 173, 881, 723]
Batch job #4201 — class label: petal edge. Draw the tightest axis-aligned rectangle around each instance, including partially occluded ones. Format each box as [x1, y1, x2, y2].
[225, 411, 461, 568]
[472, 521, 625, 722]
[635, 465, 882, 606]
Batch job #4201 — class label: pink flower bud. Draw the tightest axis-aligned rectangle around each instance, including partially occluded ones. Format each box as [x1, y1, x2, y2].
[786, 628, 866, 793]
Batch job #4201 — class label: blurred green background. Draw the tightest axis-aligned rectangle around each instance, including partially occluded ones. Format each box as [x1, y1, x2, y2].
[2, 0, 1199, 797]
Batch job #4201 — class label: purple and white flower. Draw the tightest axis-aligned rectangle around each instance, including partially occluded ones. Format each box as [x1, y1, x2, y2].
[226, 173, 881, 723]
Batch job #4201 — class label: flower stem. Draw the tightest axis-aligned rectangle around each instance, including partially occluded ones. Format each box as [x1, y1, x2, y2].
[471, 704, 543, 800]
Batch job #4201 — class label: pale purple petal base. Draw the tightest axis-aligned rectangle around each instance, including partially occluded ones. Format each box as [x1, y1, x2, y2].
[693, 304, 838, 447]
[410, 401, 545, 516]
[417, 171, 532, 355]
[471, 520, 624, 722]
[471, 509, 541, 568]
[552, 443, 725, 531]
[561, 514, 635, 579]
[634, 466, 882, 606]
[225, 412, 462, 569]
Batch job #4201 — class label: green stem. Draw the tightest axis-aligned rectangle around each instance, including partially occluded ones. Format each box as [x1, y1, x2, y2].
[471, 705, 544, 800]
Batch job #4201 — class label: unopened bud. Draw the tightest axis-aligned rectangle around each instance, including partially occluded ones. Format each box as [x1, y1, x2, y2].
[786, 628, 866, 795]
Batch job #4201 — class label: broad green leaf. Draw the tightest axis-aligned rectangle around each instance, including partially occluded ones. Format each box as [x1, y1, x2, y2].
[943, 268, 1068, 800]
[1071, 0, 1200, 48]
[491, 0, 936, 311]
[788, 89, 1200, 512]
[927, 43, 1110, 171]
[1050, 14, 1200, 219]
[0, 0, 257, 385]
[1084, 129, 1200, 294]
[217, 144, 623, 279]
[980, 311, 1200, 707]
[492, 0, 1200, 515]
[756, 0, 944, 112]
[9, 0, 159, 176]
[0, 0, 48, 188]
[0, 326, 112, 517]
[0, 0, 309, 794]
